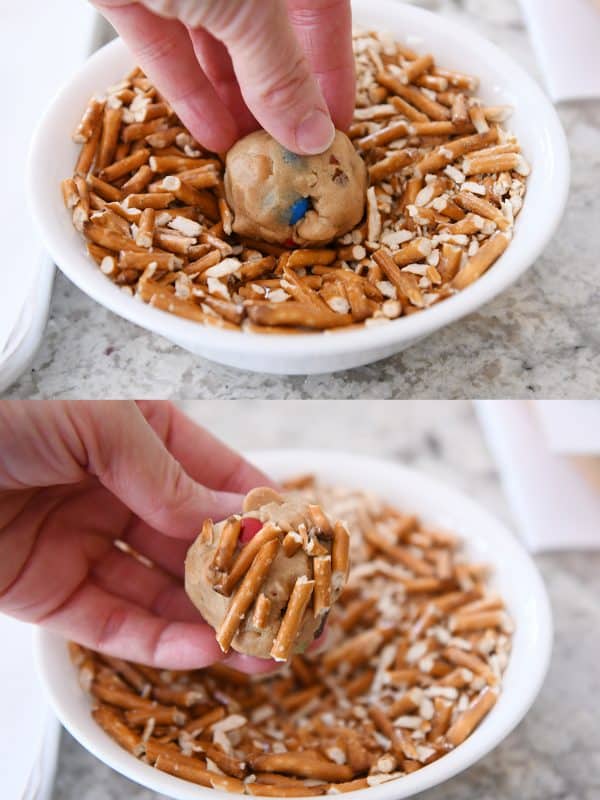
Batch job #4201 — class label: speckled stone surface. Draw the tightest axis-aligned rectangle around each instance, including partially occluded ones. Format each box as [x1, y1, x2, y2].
[7, 0, 600, 398]
[51, 400, 600, 799]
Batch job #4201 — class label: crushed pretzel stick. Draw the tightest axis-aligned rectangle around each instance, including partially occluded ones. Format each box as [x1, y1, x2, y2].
[63, 29, 528, 334]
[72, 476, 512, 795]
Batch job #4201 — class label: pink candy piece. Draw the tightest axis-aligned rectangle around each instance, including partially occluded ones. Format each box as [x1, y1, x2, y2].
[240, 517, 263, 543]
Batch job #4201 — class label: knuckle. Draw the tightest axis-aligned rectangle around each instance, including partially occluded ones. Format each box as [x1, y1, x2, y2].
[199, 0, 269, 39]
[96, 606, 128, 650]
[145, 460, 197, 526]
[150, 584, 178, 617]
[289, 0, 349, 24]
[135, 31, 180, 69]
[220, 456, 256, 495]
[149, 623, 174, 666]
[257, 56, 313, 112]
[199, 0, 242, 34]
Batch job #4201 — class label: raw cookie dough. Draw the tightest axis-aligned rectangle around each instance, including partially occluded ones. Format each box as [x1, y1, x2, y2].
[185, 487, 350, 660]
[224, 130, 367, 246]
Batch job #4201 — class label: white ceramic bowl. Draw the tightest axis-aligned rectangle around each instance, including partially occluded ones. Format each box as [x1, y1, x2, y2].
[35, 449, 552, 800]
[28, 2, 570, 375]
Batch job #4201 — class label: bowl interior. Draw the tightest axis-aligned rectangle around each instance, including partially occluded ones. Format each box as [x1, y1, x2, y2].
[35, 450, 552, 800]
[27, 0, 569, 364]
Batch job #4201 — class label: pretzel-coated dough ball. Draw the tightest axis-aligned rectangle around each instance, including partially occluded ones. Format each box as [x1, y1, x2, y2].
[224, 130, 367, 246]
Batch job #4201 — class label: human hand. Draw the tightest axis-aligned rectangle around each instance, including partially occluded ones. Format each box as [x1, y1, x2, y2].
[0, 400, 276, 671]
[92, 0, 355, 155]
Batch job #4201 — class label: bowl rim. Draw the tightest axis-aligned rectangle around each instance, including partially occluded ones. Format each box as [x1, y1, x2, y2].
[27, 0, 570, 363]
[34, 448, 553, 800]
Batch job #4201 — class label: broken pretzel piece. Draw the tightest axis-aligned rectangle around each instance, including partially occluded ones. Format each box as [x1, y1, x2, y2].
[184, 487, 350, 660]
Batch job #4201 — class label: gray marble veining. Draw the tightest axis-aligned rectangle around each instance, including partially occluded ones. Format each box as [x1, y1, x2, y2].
[51, 400, 600, 799]
[7, 0, 600, 398]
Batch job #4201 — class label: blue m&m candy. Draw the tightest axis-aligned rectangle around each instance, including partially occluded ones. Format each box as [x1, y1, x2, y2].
[288, 196, 311, 225]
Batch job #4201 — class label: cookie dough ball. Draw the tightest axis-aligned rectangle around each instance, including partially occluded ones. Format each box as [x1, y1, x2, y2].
[224, 130, 367, 246]
[185, 487, 350, 661]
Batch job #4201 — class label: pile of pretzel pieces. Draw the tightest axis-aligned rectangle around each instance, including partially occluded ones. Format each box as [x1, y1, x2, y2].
[71, 476, 513, 796]
[202, 506, 350, 660]
[61, 30, 529, 334]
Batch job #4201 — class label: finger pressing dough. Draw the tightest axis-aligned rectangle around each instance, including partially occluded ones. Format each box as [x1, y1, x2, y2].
[224, 130, 367, 246]
[185, 487, 350, 660]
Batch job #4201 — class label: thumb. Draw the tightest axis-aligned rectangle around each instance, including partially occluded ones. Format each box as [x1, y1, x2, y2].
[77, 402, 244, 539]
[189, 0, 335, 155]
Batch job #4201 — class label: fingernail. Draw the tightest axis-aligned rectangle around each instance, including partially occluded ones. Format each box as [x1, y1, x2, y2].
[295, 110, 335, 155]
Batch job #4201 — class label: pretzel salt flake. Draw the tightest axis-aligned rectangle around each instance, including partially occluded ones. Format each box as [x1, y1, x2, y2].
[217, 538, 279, 652]
[271, 577, 315, 661]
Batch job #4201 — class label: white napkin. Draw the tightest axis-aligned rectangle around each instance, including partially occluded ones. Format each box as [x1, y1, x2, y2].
[534, 400, 600, 454]
[0, 1, 98, 388]
[476, 401, 600, 552]
[519, 0, 600, 101]
[0, 616, 60, 800]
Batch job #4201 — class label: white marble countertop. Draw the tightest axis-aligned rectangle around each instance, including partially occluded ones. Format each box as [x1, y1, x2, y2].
[8, 0, 600, 399]
[50, 400, 599, 799]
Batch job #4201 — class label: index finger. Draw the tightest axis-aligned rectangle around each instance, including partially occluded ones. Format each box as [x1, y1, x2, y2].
[45, 580, 274, 672]
[136, 401, 278, 494]
[93, 2, 240, 152]
[287, 0, 355, 131]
